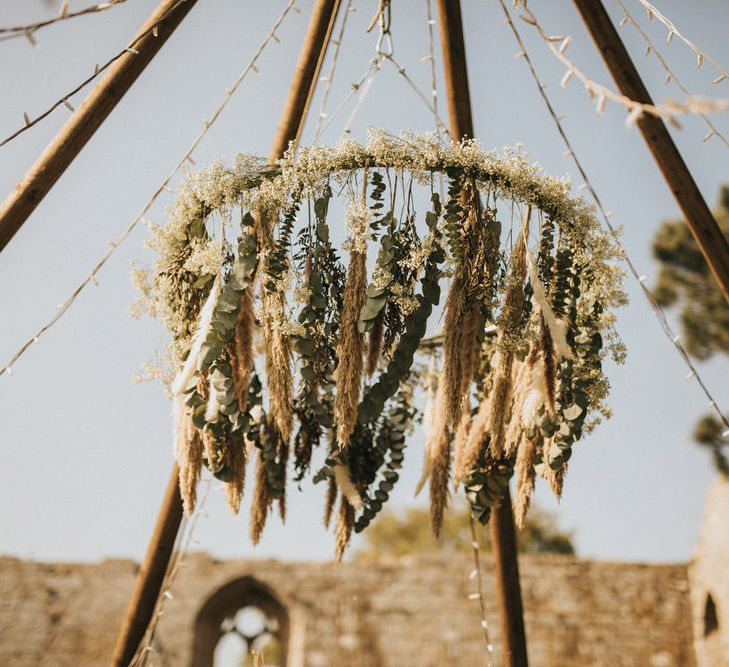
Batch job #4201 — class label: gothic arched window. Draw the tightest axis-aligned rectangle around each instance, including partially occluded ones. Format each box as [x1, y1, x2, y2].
[192, 577, 288, 667]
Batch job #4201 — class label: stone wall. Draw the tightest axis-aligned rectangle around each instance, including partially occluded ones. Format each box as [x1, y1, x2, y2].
[0, 552, 695, 667]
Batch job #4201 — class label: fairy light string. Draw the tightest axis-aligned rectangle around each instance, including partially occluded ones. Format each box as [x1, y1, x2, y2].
[614, 0, 729, 150]
[375, 0, 449, 136]
[341, 57, 383, 136]
[634, 0, 729, 84]
[129, 477, 212, 665]
[497, 0, 729, 433]
[415, 4, 494, 656]
[312, 0, 355, 143]
[315, 54, 385, 140]
[383, 52, 450, 137]
[468, 515, 495, 667]
[0, 0, 300, 378]
[0, 0, 189, 149]
[316, 3, 450, 141]
[423, 0, 442, 138]
[516, 4, 729, 127]
[0, 0, 127, 44]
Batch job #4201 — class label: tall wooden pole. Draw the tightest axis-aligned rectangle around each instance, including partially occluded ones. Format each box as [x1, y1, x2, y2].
[111, 465, 183, 666]
[0, 0, 198, 253]
[110, 2, 341, 664]
[573, 0, 729, 307]
[435, 2, 529, 666]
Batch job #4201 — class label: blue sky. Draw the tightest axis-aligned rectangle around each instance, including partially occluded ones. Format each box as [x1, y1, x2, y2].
[0, 0, 727, 564]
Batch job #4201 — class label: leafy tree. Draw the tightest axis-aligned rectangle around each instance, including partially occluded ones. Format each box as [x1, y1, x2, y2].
[693, 415, 729, 476]
[652, 186, 729, 475]
[354, 502, 574, 560]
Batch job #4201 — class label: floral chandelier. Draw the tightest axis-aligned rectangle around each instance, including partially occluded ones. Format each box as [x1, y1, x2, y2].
[134, 131, 625, 559]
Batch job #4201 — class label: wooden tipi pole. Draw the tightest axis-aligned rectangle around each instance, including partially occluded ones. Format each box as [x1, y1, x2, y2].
[0, 0, 198, 252]
[435, 2, 529, 666]
[110, 464, 184, 667]
[573, 0, 729, 307]
[110, 1, 342, 664]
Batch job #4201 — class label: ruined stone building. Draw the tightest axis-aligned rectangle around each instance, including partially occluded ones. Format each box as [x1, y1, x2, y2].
[1, 478, 727, 667]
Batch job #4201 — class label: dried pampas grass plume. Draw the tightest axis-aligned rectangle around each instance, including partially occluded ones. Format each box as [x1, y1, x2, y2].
[428, 420, 452, 537]
[250, 451, 272, 545]
[539, 315, 557, 412]
[335, 497, 355, 561]
[228, 287, 254, 412]
[262, 289, 294, 443]
[173, 393, 190, 461]
[225, 434, 247, 515]
[456, 398, 490, 487]
[202, 427, 219, 474]
[333, 463, 363, 510]
[504, 358, 531, 457]
[442, 271, 480, 429]
[514, 432, 539, 528]
[414, 451, 432, 499]
[489, 210, 530, 456]
[323, 477, 337, 529]
[277, 432, 289, 522]
[334, 249, 367, 446]
[366, 309, 385, 377]
[488, 353, 515, 457]
[547, 464, 567, 501]
[175, 397, 203, 516]
[521, 358, 548, 428]
[541, 440, 567, 501]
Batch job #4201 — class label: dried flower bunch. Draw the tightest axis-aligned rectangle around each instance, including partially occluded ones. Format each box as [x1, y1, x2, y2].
[135, 131, 626, 558]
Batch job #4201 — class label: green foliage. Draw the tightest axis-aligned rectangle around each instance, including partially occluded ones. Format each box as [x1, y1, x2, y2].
[444, 169, 465, 263]
[358, 222, 397, 334]
[264, 200, 299, 293]
[354, 390, 415, 533]
[356, 199, 444, 426]
[354, 502, 575, 560]
[243, 373, 286, 498]
[538, 216, 555, 284]
[543, 359, 589, 470]
[291, 187, 346, 479]
[315, 197, 445, 521]
[465, 455, 516, 525]
[199, 231, 258, 371]
[652, 187, 729, 361]
[693, 415, 729, 477]
[551, 245, 574, 318]
[652, 186, 729, 475]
